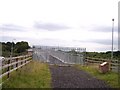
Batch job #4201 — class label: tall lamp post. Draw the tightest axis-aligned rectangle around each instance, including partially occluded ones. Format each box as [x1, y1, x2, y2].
[111, 19, 114, 60]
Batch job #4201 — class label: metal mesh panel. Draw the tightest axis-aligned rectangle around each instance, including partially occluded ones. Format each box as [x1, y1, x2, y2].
[33, 46, 86, 65]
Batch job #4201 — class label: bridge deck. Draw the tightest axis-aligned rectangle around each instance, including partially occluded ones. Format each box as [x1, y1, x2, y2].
[48, 55, 72, 66]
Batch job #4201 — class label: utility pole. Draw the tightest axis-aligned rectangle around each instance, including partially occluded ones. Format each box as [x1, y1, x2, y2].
[111, 18, 114, 60]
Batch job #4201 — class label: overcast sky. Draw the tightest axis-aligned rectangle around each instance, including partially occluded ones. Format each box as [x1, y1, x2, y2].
[0, 0, 119, 52]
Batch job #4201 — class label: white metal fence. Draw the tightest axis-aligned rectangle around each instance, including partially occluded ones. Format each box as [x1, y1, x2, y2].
[33, 46, 86, 65]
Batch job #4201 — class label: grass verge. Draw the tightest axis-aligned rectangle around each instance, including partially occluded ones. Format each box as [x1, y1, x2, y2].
[74, 64, 119, 88]
[2, 60, 51, 88]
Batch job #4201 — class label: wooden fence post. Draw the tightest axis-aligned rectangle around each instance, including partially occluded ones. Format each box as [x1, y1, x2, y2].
[24, 56, 26, 66]
[109, 60, 112, 71]
[16, 58, 18, 71]
[7, 59, 10, 78]
[21, 57, 23, 68]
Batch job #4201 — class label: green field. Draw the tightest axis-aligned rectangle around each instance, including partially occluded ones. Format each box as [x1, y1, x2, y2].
[2, 61, 51, 88]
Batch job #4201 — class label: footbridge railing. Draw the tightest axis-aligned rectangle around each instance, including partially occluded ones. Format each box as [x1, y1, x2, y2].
[33, 46, 86, 65]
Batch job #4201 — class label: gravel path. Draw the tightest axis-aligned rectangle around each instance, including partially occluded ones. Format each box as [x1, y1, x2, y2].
[49, 65, 111, 88]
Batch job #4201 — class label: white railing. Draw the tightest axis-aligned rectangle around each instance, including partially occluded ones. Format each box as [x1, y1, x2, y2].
[33, 48, 85, 65]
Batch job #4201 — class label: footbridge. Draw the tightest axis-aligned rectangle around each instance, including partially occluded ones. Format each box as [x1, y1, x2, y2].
[33, 46, 86, 65]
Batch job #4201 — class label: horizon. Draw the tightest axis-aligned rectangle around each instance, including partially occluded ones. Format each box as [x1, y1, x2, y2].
[1, 40, 119, 53]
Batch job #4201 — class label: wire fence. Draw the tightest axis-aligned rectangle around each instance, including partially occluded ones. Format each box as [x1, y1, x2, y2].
[33, 46, 86, 65]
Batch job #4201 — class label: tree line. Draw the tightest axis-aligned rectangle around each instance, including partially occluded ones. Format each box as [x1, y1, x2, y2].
[86, 51, 120, 60]
[1, 41, 30, 57]
[67, 49, 120, 60]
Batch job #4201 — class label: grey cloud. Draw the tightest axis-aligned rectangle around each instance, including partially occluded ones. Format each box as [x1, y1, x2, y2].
[34, 22, 70, 31]
[1, 36, 22, 42]
[90, 39, 118, 45]
[0, 36, 31, 44]
[90, 26, 118, 32]
[73, 38, 118, 46]
[0, 24, 25, 31]
[1, 36, 15, 42]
